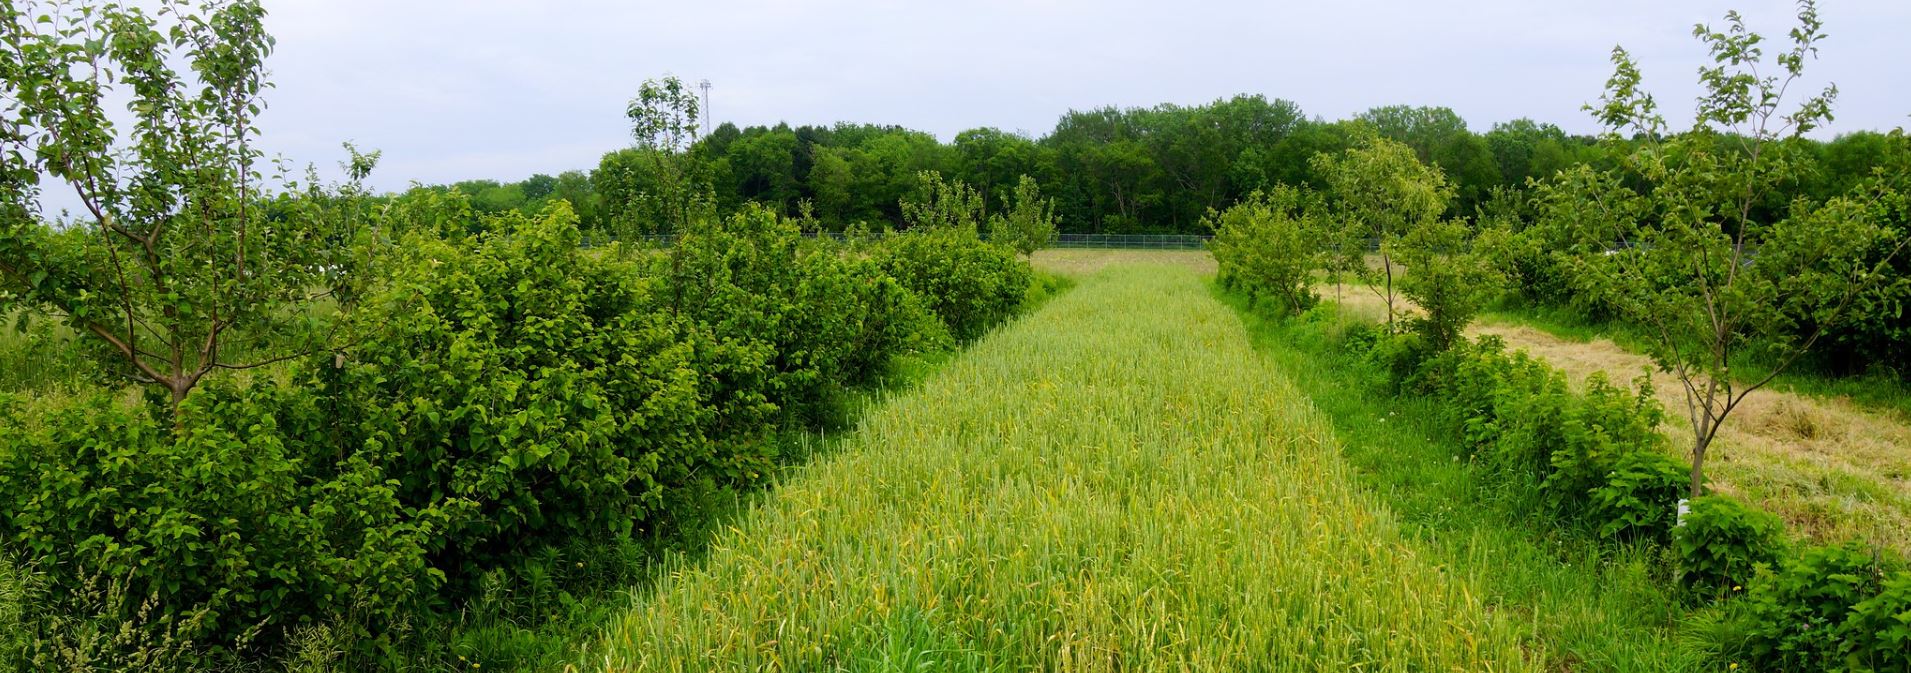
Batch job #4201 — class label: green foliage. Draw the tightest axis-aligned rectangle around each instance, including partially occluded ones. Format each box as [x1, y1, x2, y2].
[874, 225, 1030, 343]
[605, 75, 713, 237]
[339, 202, 777, 581]
[1734, 543, 1906, 672]
[986, 175, 1059, 257]
[1842, 569, 1911, 671]
[1207, 185, 1323, 315]
[1356, 105, 1502, 213]
[382, 185, 484, 240]
[0, 0, 341, 411]
[1483, 119, 1575, 189]
[1314, 133, 1454, 325]
[0, 190, 1004, 667]
[594, 147, 716, 239]
[1675, 495, 1786, 590]
[1571, 0, 1909, 496]
[662, 204, 947, 425]
[0, 310, 97, 393]
[1539, 373, 1669, 515]
[1392, 219, 1502, 350]
[626, 76, 701, 153]
[1409, 334, 1676, 539]
[1588, 451, 1690, 541]
[899, 171, 984, 232]
[0, 386, 441, 662]
[1797, 132, 1911, 377]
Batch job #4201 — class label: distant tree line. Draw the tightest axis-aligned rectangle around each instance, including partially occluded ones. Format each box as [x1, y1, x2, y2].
[440, 96, 1907, 237]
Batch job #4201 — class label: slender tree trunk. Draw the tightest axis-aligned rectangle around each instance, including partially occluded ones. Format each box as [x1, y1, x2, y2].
[1689, 432, 1712, 499]
[1687, 397, 1726, 499]
[1383, 254, 1395, 329]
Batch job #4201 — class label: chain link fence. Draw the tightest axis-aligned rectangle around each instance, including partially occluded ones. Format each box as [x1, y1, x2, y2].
[1052, 233, 1211, 250]
[582, 231, 1216, 250]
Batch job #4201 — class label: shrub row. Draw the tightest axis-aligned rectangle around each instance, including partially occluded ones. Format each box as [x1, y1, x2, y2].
[1358, 329, 1686, 542]
[1339, 324, 1910, 672]
[874, 223, 1031, 343]
[0, 199, 1033, 666]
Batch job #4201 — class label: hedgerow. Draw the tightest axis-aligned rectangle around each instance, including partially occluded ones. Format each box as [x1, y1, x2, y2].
[0, 196, 1034, 668]
[662, 205, 947, 425]
[874, 223, 1030, 343]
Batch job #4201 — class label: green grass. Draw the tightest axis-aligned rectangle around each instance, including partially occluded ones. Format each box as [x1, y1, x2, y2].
[1224, 293, 1712, 672]
[1485, 302, 1911, 421]
[0, 311, 92, 394]
[588, 265, 1538, 671]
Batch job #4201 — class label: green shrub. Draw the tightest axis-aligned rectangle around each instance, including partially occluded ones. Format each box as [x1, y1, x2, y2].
[0, 197, 996, 667]
[1587, 450, 1688, 540]
[0, 387, 440, 660]
[1737, 543, 1902, 671]
[875, 225, 1030, 342]
[1464, 346, 1572, 482]
[335, 202, 776, 581]
[830, 256, 952, 387]
[1391, 219, 1502, 351]
[1208, 187, 1321, 315]
[1402, 335, 1676, 537]
[1843, 569, 1911, 671]
[986, 175, 1060, 257]
[1364, 330, 1436, 392]
[663, 206, 947, 424]
[1441, 336, 1524, 455]
[1675, 495, 1787, 590]
[1541, 373, 1667, 514]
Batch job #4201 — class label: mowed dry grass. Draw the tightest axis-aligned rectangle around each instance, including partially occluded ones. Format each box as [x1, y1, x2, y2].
[589, 265, 1539, 672]
[1335, 289, 1911, 557]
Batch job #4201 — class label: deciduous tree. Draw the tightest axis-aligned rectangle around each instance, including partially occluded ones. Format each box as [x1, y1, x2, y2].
[1313, 134, 1453, 328]
[1568, 0, 1909, 497]
[987, 175, 1059, 257]
[0, 0, 342, 415]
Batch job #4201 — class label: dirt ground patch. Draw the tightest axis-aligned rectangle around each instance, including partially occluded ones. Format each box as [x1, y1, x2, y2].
[1335, 289, 1911, 556]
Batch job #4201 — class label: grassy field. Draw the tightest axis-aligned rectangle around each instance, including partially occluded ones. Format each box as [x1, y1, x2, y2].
[1030, 248, 1215, 277]
[1222, 292, 1707, 672]
[1483, 303, 1911, 421]
[0, 311, 91, 394]
[589, 264, 1540, 671]
[1333, 283, 1911, 558]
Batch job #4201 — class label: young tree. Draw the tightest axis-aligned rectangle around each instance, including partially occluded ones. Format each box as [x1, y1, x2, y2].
[1312, 134, 1453, 327]
[1391, 220, 1503, 350]
[623, 75, 719, 313]
[987, 174, 1059, 256]
[1207, 185, 1324, 315]
[0, 0, 342, 415]
[900, 170, 983, 232]
[1567, 0, 1909, 497]
[617, 75, 708, 237]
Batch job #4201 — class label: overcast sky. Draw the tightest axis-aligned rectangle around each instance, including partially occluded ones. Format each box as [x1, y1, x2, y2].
[237, 0, 1911, 192]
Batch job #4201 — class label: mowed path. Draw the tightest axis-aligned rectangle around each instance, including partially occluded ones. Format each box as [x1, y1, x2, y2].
[591, 265, 1537, 672]
[1333, 288, 1911, 556]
